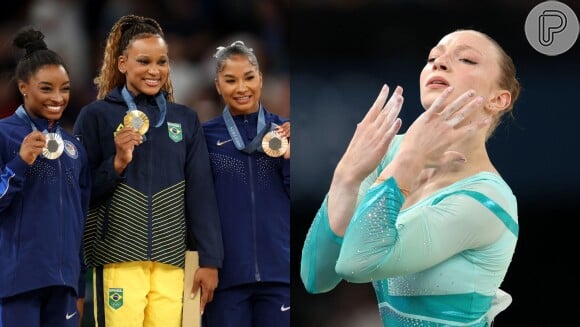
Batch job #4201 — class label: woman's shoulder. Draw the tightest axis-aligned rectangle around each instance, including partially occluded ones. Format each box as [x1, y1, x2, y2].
[443, 172, 518, 218]
[202, 114, 224, 129]
[461, 172, 514, 195]
[0, 114, 25, 137]
[167, 102, 199, 118]
[76, 99, 118, 121]
[263, 107, 288, 123]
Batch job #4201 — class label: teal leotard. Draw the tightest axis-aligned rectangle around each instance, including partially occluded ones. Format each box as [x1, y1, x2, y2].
[301, 135, 518, 326]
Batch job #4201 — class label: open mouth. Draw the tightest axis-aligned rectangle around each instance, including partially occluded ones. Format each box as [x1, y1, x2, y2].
[426, 77, 449, 87]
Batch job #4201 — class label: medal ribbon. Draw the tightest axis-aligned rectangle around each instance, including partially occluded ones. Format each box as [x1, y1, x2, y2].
[15, 105, 60, 136]
[15, 105, 63, 159]
[121, 86, 167, 128]
[222, 105, 272, 154]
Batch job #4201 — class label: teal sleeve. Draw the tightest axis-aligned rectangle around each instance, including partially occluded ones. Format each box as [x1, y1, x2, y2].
[335, 177, 405, 282]
[300, 134, 405, 292]
[300, 195, 344, 294]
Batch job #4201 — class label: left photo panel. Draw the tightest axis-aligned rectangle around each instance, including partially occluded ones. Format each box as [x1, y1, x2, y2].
[0, 1, 289, 327]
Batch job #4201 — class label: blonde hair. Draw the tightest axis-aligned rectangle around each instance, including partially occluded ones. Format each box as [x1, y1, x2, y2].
[94, 14, 174, 101]
[483, 32, 520, 135]
[454, 29, 520, 137]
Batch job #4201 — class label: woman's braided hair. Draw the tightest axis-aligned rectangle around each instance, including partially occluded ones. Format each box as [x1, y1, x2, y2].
[94, 14, 174, 101]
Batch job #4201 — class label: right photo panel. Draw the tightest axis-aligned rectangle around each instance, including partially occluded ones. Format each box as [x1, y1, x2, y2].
[291, 1, 580, 326]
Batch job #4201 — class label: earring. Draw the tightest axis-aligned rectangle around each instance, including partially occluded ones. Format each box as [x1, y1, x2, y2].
[23, 93, 27, 98]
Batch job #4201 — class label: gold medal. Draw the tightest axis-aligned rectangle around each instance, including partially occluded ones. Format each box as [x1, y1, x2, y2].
[42, 133, 64, 160]
[261, 131, 288, 157]
[123, 110, 150, 135]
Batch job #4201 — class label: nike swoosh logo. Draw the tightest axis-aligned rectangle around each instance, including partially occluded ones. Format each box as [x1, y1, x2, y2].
[280, 305, 290, 312]
[216, 139, 233, 146]
[66, 312, 77, 320]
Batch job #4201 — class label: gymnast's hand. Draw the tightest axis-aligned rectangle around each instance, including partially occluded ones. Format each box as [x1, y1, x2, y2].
[191, 267, 218, 315]
[113, 126, 142, 174]
[276, 121, 290, 139]
[276, 121, 291, 159]
[334, 84, 404, 184]
[397, 86, 489, 169]
[19, 131, 46, 165]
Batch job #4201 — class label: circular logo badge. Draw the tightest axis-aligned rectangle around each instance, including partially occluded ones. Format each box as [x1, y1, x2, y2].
[64, 140, 78, 159]
[525, 1, 579, 56]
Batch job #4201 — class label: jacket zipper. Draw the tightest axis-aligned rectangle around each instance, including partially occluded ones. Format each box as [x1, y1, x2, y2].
[58, 157, 66, 284]
[244, 116, 261, 282]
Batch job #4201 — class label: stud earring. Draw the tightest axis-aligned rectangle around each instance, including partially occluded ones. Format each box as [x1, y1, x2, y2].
[23, 93, 27, 98]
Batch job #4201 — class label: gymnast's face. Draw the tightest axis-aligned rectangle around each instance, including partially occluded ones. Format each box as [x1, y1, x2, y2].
[419, 30, 503, 111]
[119, 35, 169, 97]
[18, 64, 70, 121]
[215, 54, 263, 116]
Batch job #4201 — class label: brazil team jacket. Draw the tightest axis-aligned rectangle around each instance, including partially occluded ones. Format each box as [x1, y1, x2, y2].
[202, 108, 290, 289]
[0, 108, 91, 298]
[72, 88, 223, 269]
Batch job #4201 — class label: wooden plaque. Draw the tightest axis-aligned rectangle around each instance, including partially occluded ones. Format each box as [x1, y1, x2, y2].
[182, 251, 201, 327]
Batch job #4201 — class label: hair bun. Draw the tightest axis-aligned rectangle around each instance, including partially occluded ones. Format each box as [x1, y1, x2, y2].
[25, 39, 48, 56]
[13, 28, 48, 57]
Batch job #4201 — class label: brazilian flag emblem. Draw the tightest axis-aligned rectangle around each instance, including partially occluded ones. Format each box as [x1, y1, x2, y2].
[168, 122, 183, 143]
[108, 288, 124, 310]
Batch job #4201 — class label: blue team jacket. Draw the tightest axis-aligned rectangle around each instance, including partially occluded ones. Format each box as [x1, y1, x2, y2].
[73, 88, 223, 269]
[0, 108, 91, 298]
[203, 108, 290, 290]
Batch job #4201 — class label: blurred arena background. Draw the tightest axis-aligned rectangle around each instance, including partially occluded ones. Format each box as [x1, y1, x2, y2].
[0, 0, 289, 127]
[290, 1, 579, 326]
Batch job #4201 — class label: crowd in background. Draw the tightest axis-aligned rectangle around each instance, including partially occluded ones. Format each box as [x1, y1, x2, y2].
[0, 0, 289, 128]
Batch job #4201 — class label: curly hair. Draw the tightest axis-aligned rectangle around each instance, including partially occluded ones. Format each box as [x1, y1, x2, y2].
[94, 14, 174, 101]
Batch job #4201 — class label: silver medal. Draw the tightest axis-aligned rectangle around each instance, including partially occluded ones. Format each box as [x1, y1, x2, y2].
[42, 132, 64, 160]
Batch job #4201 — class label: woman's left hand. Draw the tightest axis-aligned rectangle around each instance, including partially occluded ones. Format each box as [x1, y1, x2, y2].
[398, 87, 489, 168]
[276, 122, 291, 159]
[276, 121, 290, 139]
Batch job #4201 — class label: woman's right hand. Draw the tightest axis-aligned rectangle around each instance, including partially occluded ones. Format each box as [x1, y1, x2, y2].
[19, 131, 46, 165]
[113, 126, 142, 174]
[327, 84, 404, 235]
[334, 84, 404, 184]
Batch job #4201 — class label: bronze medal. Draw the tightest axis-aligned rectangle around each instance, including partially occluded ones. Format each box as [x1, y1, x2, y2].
[261, 131, 288, 157]
[123, 110, 150, 135]
[42, 132, 64, 160]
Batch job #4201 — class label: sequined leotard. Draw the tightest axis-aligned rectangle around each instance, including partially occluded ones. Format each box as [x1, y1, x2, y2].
[301, 135, 518, 326]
